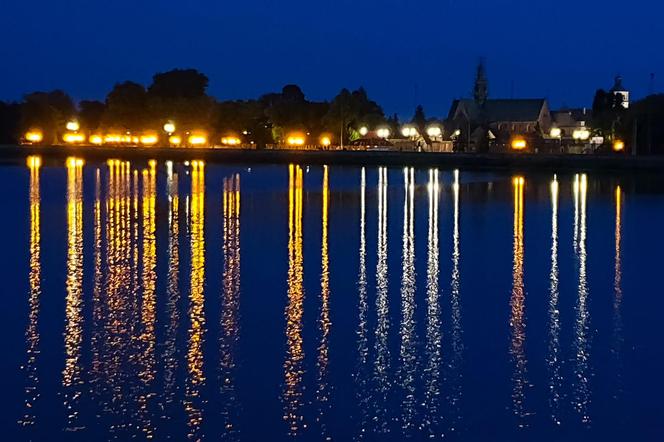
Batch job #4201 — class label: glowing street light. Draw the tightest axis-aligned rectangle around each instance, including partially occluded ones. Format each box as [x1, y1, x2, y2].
[376, 127, 391, 139]
[66, 120, 80, 132]
[163, 122, 176, 134]
[426, 125, 442, 138]
[89, 134, 103, 145]
[287, 133, 306, 146]
[320, 136, 331, 147]
[359, 126, 369, 136]
[613, 139, 625, 152]
[401, 126, 418, 137]
[63, 132, 86, 144]
[169, 135, 182, 146]
[24, 129, 43, 143]
[221, 136, 242, 146]
[550, 127, 561, 138]
[573, 129, 590, 141]
[511, 137, 527, 150]
[188, 133, 208, 147]
[140, 134, 159, 146]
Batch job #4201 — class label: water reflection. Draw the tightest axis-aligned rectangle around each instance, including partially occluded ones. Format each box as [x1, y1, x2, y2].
[398, 167, 417, 435]
[572, 174, 591, 424]
[163, 164, 180, 413]
[63, 157, 84, 431]
[372, 166, 390, 434]
[138, 161, 157, 438]
[186, 160, 207, 439]
[355, 167, 369, 439]
[509, 176, 529, 427]
[316, 166, 331, 437]
[547, 176, 562, 425]
[612, 185, 624, 399]
[220, 173, 241, 439]
[447, 169, 463, 431]
[20, 156, 42, 429]
[284, 164, 305, 436]
[423, 169, 441, 436]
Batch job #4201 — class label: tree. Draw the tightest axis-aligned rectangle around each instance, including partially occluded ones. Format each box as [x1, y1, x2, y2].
[323, 87, 384, 144]
[147, 69, 215, 130]
[148, 68, 209, 99]
[592, 88, 626, 140]
[102, 81, 148, 130]
[20, 90, 75, 143]
[0, 100, 21, 144]
[78, 100, 105, 131]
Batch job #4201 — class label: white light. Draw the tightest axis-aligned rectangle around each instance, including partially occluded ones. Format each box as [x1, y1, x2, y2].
[376, 128, 390, 139]
[163, 122, 176, 133]
[66, 120, 80, 131]
[426, 126, 442, 137]
[550, 127, 561, 138]
[359, 126, 368, 136]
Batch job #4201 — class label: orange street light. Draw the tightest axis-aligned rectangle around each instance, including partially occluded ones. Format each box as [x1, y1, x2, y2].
[511, 138, 527, 151]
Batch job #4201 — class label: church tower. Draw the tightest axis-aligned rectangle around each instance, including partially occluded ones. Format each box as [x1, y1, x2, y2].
[610, 75, 629, 109]
[474, 59, 488, 107]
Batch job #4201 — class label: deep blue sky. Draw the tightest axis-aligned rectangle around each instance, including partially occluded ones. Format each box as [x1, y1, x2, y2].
[1, 0, 661, 117]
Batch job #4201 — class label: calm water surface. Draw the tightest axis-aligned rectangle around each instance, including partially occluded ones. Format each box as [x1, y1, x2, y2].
[2, 157, 664, 441]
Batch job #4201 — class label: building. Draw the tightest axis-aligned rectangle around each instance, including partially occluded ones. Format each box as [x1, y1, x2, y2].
[610, 75, 629, 109]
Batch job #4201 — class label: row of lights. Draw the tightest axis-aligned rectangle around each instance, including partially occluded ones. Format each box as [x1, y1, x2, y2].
[358, 125, 443, 139]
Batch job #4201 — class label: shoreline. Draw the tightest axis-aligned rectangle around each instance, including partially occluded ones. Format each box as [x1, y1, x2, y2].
[3, 144, 664, 172]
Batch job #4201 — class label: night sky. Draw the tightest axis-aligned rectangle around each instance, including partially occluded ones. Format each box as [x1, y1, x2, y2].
[1, 0, 660, 117]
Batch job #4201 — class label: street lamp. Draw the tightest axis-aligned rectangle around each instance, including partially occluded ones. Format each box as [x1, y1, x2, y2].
[376, 127, 391, 139]
[426, 125, 442, 138]
[359, 126, 369, 136]
[613, 140, 625, 152]
[550, 127, 561, 138]
[401, 126, 417, 137]
[66, 120, 80, 132]
[163, 122, 176, 134]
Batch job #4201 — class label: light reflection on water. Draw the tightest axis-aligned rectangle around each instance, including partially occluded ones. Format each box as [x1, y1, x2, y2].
[9, 158, 660, 441]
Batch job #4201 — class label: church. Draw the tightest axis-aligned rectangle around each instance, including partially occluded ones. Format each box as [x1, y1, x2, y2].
[446, 62, 553, 152]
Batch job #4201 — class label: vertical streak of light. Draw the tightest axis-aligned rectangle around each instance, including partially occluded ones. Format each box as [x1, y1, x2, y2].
[63, 157, 84, 431]
[284, 164, 305, 436]
[91, 169, 103, 388]
[372, 167, 390, 434]
[509, 176, 528, 427]
[572, 174, 591, 424]
[424, 169, 441, 436]
[355, 167, 369, 439]
[163, 168, 180, 410]
[547, 175, 562, 424]
[138, 161, 157, 438]
[220, 173, 241, 439]
[448, 170, 464, 430]
[20, 156, 42, 428]
[317, 166, 331, 436]
[612, 185, 624, 399]
[186, 161, 206, 439]
[399, 167, 417, 435]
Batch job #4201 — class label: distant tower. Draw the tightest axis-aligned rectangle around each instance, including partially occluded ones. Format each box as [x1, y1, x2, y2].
[474, 59, 488, 107]
[610, 75, 629, 109]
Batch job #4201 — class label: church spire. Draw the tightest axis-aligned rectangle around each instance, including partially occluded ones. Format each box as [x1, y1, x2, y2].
[474, 58, 488, 107]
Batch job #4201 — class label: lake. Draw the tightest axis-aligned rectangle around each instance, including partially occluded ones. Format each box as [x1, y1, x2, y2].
[2, 156, 663, 441]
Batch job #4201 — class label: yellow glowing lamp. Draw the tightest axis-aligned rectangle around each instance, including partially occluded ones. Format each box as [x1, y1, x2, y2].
[376, 128, 391, 139]
[511, 138, 527, 150]
[140, 134, 159, 146]
[188, 133, 208, 146]
[25, 130, 43, 143]
[89, 134, 103, 145]
[286, 133, 306, 146]
[169, 135, 182, 146]
[221, 136, 241, 146]
[550, 127, 561, 138]
[63, 132, 86, 144]
[573, 129, 590, 141]
[359, 126, 369, 136]
[66, 120, 80, 132]
[163, 122, 176, 133]
[613, 140, 625, 152]
[426, 126, 442, 137]
[320, 136, 331, 147]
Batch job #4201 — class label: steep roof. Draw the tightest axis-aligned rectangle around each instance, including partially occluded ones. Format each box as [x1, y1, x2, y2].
[449, 98, 547, 122]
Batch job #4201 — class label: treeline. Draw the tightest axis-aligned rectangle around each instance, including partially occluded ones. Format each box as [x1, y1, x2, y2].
[0, 68, 416, 147]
